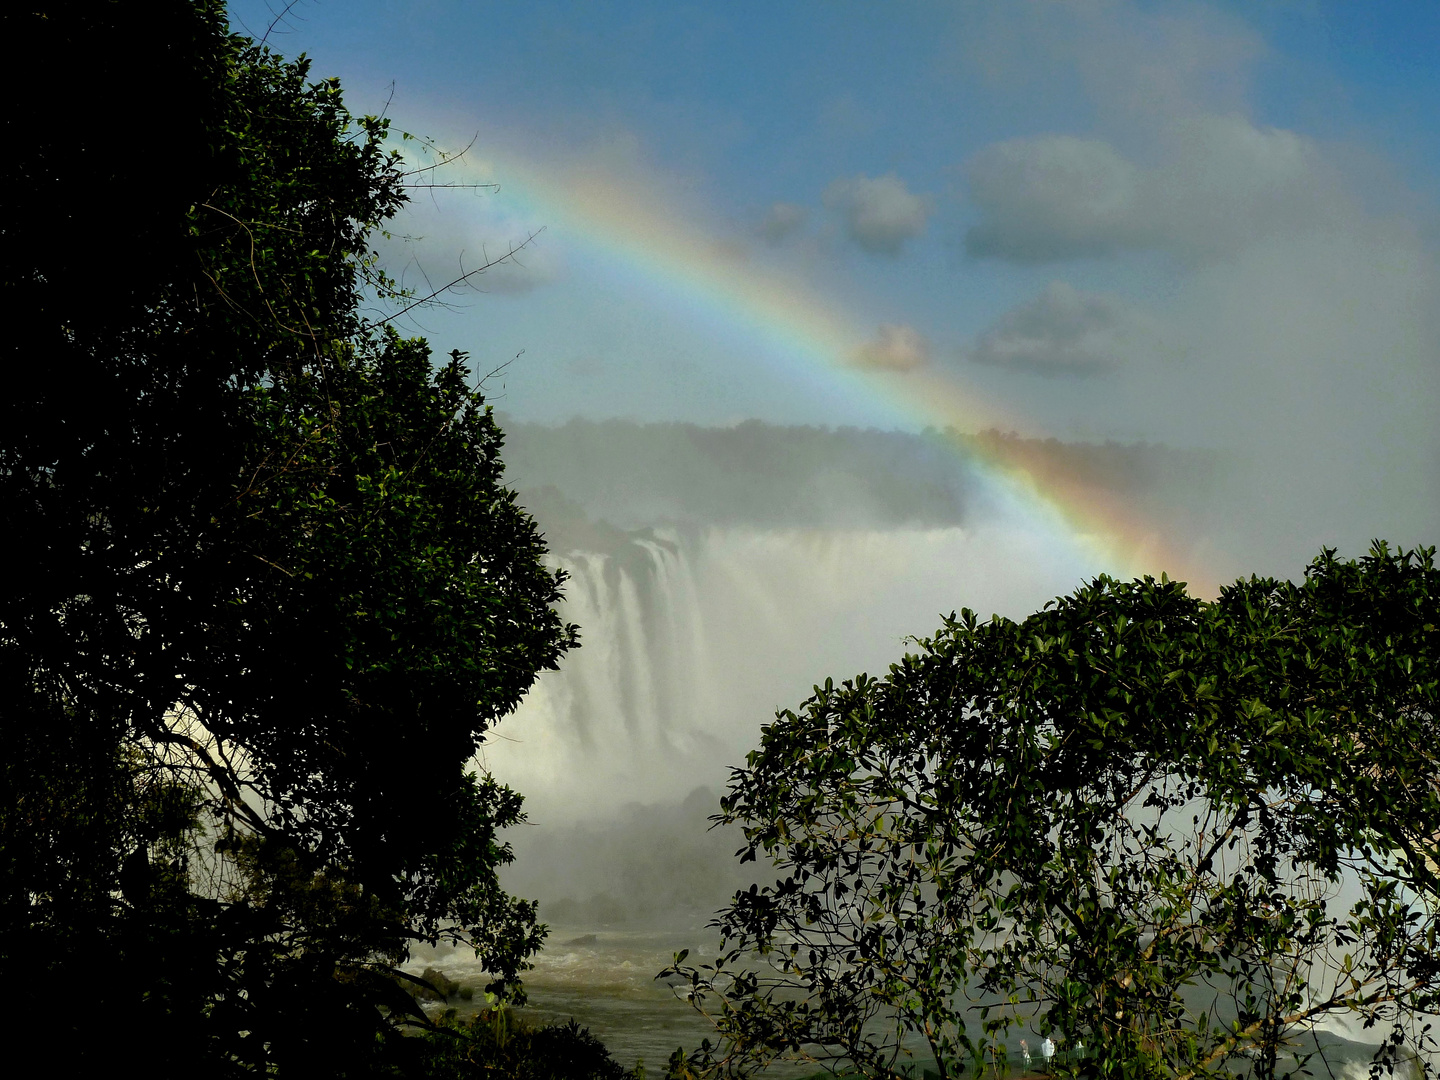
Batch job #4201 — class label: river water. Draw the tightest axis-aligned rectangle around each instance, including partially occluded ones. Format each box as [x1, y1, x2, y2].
[408, 925, 720, 1072]
[407, 925, 1400, 1080]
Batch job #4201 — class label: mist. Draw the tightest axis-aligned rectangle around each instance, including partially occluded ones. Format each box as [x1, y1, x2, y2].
[488, 418, 1229, 926]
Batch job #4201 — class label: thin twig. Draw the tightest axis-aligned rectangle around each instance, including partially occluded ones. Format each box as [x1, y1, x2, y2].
[401, 131, 481, 179]
[362, 229, 544, 331]
[261, 0, 306, 47]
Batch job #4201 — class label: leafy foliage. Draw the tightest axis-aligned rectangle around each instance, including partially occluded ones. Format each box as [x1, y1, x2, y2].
[667, 546, 1440, 1080]
[2, 2, 573, 1073]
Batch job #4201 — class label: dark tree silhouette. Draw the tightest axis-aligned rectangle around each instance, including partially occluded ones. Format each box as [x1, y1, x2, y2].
[2, 3, 574, 1073]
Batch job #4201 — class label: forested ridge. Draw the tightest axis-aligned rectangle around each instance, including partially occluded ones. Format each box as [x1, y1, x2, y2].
[501, 417, 1221, 540]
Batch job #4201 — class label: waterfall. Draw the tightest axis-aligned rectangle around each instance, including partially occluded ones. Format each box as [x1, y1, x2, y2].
[483, 521, 1096, 824]
[481, 419, 1123, 925]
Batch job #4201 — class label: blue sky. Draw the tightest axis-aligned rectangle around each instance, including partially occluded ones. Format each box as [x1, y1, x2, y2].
[227, 0, 1440, 565]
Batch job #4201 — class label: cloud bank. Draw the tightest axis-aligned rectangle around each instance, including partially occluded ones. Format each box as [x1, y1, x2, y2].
[964, 116, 1337, 263]
[824, 173, 931, 256]
[969, 282, 1146, 377]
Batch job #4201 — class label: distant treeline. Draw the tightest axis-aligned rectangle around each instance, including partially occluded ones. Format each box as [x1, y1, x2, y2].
[499, 417, 1223, 550]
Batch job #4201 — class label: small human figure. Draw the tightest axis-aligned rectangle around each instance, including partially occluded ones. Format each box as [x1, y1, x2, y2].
[1040, 1036, 1056, 1063]
[1019, 1039, 1031, 1069]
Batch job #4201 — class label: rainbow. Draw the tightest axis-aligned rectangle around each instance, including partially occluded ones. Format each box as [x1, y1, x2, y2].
[411, 137, 1213, 590]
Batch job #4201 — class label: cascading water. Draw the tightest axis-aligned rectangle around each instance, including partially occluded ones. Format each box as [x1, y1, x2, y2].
[483, 521, 1099, 829]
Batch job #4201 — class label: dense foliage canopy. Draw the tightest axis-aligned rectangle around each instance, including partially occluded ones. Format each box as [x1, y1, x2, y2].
[2, 2, 573, 1073]
[669, 545, 1440, 1080]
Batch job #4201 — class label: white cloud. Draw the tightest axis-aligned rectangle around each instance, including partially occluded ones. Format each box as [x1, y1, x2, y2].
[966, 136, 1139, 261]
[758, 202, 808, 244]
[965, 116, 1335, 263]
[852, 323, 930, 372]
[824, 173, 931, 256]
[969, 282, 1153, 376]
[963, 1, 1264, 128]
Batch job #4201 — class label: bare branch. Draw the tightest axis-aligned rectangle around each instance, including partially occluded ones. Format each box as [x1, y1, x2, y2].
[400, 131, 481, 180]
[402, 183, 501, 191]
[260, 0, 307, 47]
[362, 229, 544, 331]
